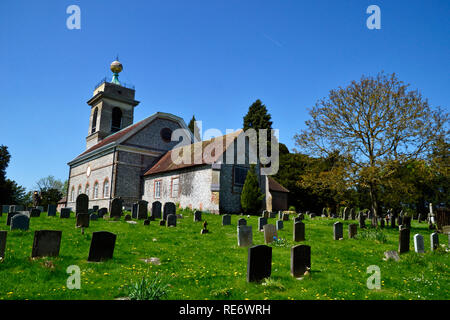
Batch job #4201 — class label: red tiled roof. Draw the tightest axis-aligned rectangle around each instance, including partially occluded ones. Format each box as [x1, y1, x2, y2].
[144, 130, 243, 176]
[268, 177, 289, 193]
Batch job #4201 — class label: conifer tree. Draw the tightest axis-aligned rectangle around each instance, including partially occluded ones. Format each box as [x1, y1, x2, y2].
[240, 165, 264, 214]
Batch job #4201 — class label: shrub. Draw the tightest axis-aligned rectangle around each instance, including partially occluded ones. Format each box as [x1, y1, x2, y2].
[127, 275, 169, 300]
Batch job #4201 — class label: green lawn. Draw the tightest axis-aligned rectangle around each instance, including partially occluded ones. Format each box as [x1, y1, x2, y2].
[0, 209, 448, 300]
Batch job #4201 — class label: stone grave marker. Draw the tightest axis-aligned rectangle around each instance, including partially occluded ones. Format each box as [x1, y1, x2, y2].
[31, 230, 62, 258]
[222, 214, 231, 226]
[194, 211, 202, 222]
[384, 250, 400, 262]
[359, 214, 366, 229]
[247, 245, 272, 282]
[93, 205, 99, 211]
[98, 207, 107, 218]
[124, 214, 132, 221]
[6, 212, 18, 226]
[282, 213, 290, 221]
[87, 231, 117, 262]
[110, 198, 123, 218]
[90, 213, 98, 221]
[47, 204, 57, 217]
[163, 202, 176, 221]
[144, 219, 150, 226]
[403, 216, 412, 229]
[276, 220, 283, 231]
[137, 200, 148, 220]
[258, 217, 267, 231]
[10, 214, 29, 231]
[294, 216, 302, 224]
[237, 225, 252, 247]
[76, 213, 90, 228]
[166, 214, 177, 227]
[159, 220, 165, 226]
[261, 210, 269, 219]
[237, 218, 247, 226]
[151, 201, 162, 219]
[60, 208, 71, 219]
[291, 245, 311, 278]
[131, 203, 138, 219]
[30, 208, 41, 218]
[294, 221, 305, 242]
[76, 194, 89, 214]
[414, 234, 424, 253]
[263, 224, 277, 244]
[430, 232, 439, 251]
[348, 224, 358, 239]
[333, 222, 343, 240]
[0, 231, 6, 259]
[399, 228, 410, 254]
[36, 206, 43, 213]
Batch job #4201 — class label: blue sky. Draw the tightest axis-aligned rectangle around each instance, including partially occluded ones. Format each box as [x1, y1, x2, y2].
[1, 0, 449, 191]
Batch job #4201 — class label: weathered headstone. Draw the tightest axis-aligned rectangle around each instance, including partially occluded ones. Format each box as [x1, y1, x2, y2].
[222, 214, 231, 226]
[10, 214, 30, 231]
[163, 202, 176, 220]
[333, 222, 343, 240]
[293, 221, 305, 242]
[166, 214, 177, 227]
[276, 220, 283, 231]
[47, 204, 57, 217]
[60, 208, 71, 219]
[414, 234, 424, 253]
[399, 228, 410, 254]
[384, 250, 400, 261]
[98, 207, 107, 218]
[258, 217, 267, 231]
[131, 203, 138, 219]
[194, 211, 202, 222]
[76, 194, 89, 214]
[247, 245, 272, 282]
[263, 224, 277, 244]
[30, 208, 41, 218]
[430, 232, 439, 251]
[76, 213, 90, 228]
[237, 218, 247, 226]
[137, 200, 148, 220]
[237, 225, 253, 247]
[348, 224, 358, 238]
[87, 231, 116, 262]
[31, 230, 62, 258]
[110, 198, 123, 218]
[151, 201, 162, 219]
[0, 231, 6, 259]
[291, 245, 311, 278]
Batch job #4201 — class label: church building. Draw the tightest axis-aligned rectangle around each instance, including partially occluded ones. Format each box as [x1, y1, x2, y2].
[66, 60, 289, 214]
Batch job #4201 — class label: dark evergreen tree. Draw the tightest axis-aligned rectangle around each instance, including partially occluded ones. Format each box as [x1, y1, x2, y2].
[188, 115, 201, 141]
[243, 99, 273, 133]
[240, 165, 264, 214]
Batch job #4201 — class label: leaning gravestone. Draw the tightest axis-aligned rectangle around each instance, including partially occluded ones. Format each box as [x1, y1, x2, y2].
[31, 230, 62, 258]
[76, 194, 89, 215]
[293, 221, 305, 242]
[0, 231, 7, 259]
[247, 245, 272, 282]
[131, 203, 138, 219]
[76, 213, 90, 228]
[151, 201, 162, 219]
[10, 214, 29, 231]
[348, 224, 358, 239]
[137, 200, 148, 220]
[60, 208, 71, 219]
[222, 214, 231, 226]
[291, 245, 311, 278]
[237, 218, 247, 226]
[166, 214, 177, 227]
[237, 225, 253, 247]
[98, 207, 107, 218]
[163, 202, 176, 220]
[399, 228, 410, 254]
[414, 234, 424, 253]
[6, 212, 18, 226]
[333, 222, 343, 240]
[194, 211, 202, 222]
[430, 232, 439, 251]
[87, 231, 117, 262]
[258, 217, 268, 231]
[263, 224, 277, 244]
[47, 204, 57, 217]
[276, 220, 283, 231]
[110, 198, 123, 218]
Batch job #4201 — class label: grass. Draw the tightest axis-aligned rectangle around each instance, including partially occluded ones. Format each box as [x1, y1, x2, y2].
[0, 209, 449, 300]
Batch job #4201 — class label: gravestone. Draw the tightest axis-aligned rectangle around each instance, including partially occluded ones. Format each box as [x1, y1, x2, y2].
[194, 211, 202, 222]
[90, 213, 98, 221]
[276, 220, 283, 231]
[30, 208, 41, 218]
[348, 224, 358, 238]
[144, 219, 150, 226]
[9, 205, 16, 213]
[384, 250, 400, 262]
[10, 214, 29, 231]
[237, 218, 247, 226]
[60, 208, 71, 219]
[76, 213, 90, 228]
[398, 228, 410, 254]
[291, 245, 311, 278]
[343, 207, 348, 220]
[261, 210, 269, 219]
[76, 194, 89, 214]
[333, 222, 343, 240]
[359, 214, 366, 229]
[47, 204, 57, 217]
[269, 212, 277, 219]
[222, 214, 231, 226]
[93, 205, 99, 211]
[31, 230, 62, 258]
[201, 221, 209, 234]
[131, 203, 138, 219]
[110, 198, 123, 218]
[87, 231, 116, 262]
[159, 220, 165, 226]
[88, 209, 95, 215]
[294, 216, 302, 224]
[403, 216, 412, 229]
[350, 208, 356, 220]
[237, 225, 253, 247]
[36, 206, 43, 213]
[0, 231, 6, 259]
[98, 208, 107, 218]
[247, 245, 272, 282]
[414, 234, 424, 253]
[166, 214, 177, 227]
[293, 221, 305, 242]
[6, 212, 18, 226]
[151, 201, 162, 219]
[282, 213, 290, 221]
[263, 224, 277, 244]
[163, 202, 176, 220]
[124, 214, 132, 221]
[278, 212, 283, 220]
[137, 200, 148, 220]
[258, 217, 268, 231]
[430, 232, 439, 251]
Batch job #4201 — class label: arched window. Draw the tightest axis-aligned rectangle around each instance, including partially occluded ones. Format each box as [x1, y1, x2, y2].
[77, 185, 82, 196]
[85, 184, 90, 198]
[103, 179, 110, 198]
[111, 107, 122, 132]
[71, 187, 75, 202]
[91, 107, 98, 134]
[93, 182, 99, 199]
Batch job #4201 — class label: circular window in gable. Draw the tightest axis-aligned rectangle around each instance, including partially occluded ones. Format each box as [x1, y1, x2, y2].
[160, 127, 173, 143]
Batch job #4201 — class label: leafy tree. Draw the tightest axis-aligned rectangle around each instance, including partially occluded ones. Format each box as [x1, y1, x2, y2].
[34, 175, 65, 193]
[294, 72, 448, 218]
[187, 115, 201, 141]
[0, 145, 28, 205]
[39, 188, 63, 207]
[240, 165, 264, 214]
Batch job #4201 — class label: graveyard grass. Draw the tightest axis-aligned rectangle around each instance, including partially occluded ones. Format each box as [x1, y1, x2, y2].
[0, 210, 449, 300]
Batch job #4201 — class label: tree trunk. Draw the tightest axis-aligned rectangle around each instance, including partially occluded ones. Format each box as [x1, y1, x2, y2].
[369, 183, 379, 227]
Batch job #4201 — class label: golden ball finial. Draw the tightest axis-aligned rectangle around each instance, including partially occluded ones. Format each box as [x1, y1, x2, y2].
[110, 60, 123, 74]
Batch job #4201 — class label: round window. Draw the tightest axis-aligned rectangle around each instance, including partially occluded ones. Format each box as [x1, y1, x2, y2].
[160, 127, 173, 142]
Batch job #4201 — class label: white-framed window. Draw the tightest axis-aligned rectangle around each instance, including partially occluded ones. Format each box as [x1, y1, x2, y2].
[154, 180, 161, 199]
[103, 180, 109, 198]
[93, 182, 99, 199]
[85, 184, 90, 198]
[171, 177, 179, 198]
[71, 187, 75, 202]
[78, 186, 82, 196]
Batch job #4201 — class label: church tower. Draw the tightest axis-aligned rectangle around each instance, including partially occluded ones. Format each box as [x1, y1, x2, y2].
[86, 59, 140, 149]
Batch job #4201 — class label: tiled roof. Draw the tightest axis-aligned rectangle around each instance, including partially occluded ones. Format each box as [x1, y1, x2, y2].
[268, 177, 289, 193]
[144, 130, 243, 176]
